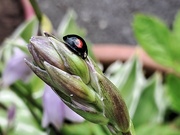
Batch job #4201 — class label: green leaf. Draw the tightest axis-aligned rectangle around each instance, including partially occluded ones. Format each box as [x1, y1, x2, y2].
[0, 105, 8, 130]
[133, 74, 165, 127]
[0, 89, 43, 134]
[57, 10, 86, 38]
[11, 123, 46, 135]
[0, 126, 3, 135]
[40, 14, 53, 33]
[0, 17, 38, 66]
[173, 11, 180, 38]
[60, 121, 111, 135]
[29, 75, 45, 93]
[133, 13, 180, 73]
[106, 57, 145, 117]
[169, 10, 180, 69]
[136, 123, 180, 135]
[0, 16, 38, 43]
[20, 17, 39, 43]
[133, 14, 173, 68]
[166, 74, 180, 113]
[106, 57, 166, 129]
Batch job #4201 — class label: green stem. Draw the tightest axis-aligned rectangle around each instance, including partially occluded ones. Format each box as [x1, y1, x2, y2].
[122, 120, 136, 135]
[48, 124, 61, 135]
[108, 120, 135, 135]
[10, 83, 42, 128]
[29, 0, 42, 23]
[0, 102, 7, 110]
[12, 82, 42, 111]
[122, 132, 132, 135]
[27, 102, 42, 127]
[101, 125, 112, 135]
[0, 126, 4, 135]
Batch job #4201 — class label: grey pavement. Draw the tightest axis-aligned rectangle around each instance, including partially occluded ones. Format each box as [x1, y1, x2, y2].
[37, 0, 180, 45]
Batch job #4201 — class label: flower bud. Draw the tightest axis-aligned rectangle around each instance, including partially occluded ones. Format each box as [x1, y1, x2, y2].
[25, 33, 108, 124]
[44, 61, 94, 101]
[29, 36, 64, 70]
[97, 72, 130, 133]
[26, 33, 133, 134]
[46, 35, 90, 84]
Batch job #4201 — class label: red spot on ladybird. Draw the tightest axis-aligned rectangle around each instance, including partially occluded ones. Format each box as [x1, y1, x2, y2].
[75, 39, 83, 48]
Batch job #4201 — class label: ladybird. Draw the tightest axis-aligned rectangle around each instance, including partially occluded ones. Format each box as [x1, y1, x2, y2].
[63, 34, 88, 59]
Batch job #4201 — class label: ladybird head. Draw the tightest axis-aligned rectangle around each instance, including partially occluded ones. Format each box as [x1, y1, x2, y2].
[63, 34, 88, 59]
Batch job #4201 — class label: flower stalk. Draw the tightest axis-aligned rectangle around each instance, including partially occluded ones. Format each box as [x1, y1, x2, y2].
[25, 33, 135, 135]
[10, 82, 42, 128]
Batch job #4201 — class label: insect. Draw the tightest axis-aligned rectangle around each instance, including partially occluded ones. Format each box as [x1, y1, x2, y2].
[63, 34, 88, 59]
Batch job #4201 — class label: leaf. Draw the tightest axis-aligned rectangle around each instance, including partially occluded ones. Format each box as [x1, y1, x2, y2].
[105, 60, 123, 84]
[0, 17, 38, 42]
[133, 13, 180, 73]
[173, 11, 180, 39]
[166, 74, 180, 113]
[0, 17, 38, 66]
[133, 14, 173, 68]
[169, 11, 180, 71]
[20, 17, 39, 43]
[57, 10, 86, 38]
[40, 14, 53, 33]
[173, 116, 180, 129]
[0, 89, 44, 134]
[106, 57, 145, 117]
[133, 74, 165, 127]
[11, 123, 46, 135]
[60, 121, 111, 135]
[106, 57, 167, 129]
[136, 123, 180, 135]
[0, 105, 8, 129]
[29, 75, 45, 93]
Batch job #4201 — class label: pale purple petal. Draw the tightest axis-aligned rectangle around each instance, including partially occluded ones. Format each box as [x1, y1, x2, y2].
[64, 104, 84, 122]
[42, 85, 65, 129]
[42, 109, 49, 128]
[2, 48, 31, 86]
[7, 104, 16, 122]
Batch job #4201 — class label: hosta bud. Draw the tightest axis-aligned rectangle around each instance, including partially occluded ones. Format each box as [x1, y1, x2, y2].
[46, 34, 90, 84]
[97, 73, 130, 133]
[25, 33, 107, 124]
[25, 33, 134, 135]
[29, 36, 64, 70]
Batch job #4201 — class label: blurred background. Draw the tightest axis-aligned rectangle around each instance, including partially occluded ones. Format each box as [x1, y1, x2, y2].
[1, 0, 180, 45]
[36, 0, 180, 44]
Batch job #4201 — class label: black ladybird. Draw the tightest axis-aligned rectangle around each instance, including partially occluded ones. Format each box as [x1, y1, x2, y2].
[63, 34, 88, 59]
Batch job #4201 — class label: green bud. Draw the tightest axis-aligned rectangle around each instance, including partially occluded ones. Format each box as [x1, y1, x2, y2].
[25, 55, 108, 125]
[24, 59, 51, 84]
[47, 35, 90, 84]
[26, 33, 134, 135]
[29, 36, 65, 70]
[97, 72, 130, 133]
[63, 99, 109, 125]
[43, 61, 95, 103]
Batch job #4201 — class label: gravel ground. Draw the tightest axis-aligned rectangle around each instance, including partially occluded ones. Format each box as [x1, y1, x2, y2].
[37, 0, 180, 45]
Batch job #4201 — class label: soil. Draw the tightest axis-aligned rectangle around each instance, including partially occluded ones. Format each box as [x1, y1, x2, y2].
[0, 0, 24, 44]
